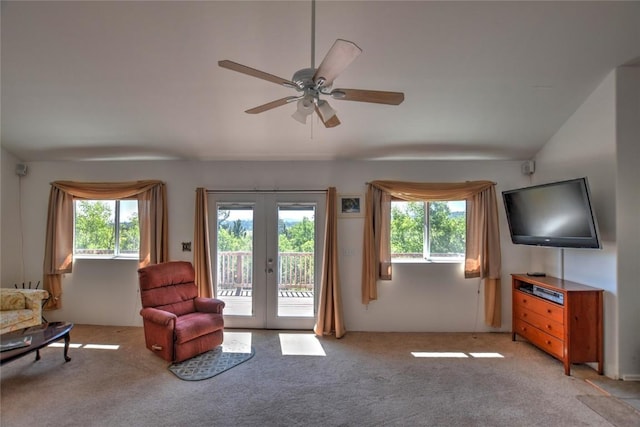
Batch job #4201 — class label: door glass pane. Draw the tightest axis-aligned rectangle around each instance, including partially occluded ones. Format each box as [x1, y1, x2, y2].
[277, 204, 315, 318]
[216, 204, 253, 316]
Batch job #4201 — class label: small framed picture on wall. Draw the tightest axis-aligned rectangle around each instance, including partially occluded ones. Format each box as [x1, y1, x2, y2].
[338, 194, 364, 218]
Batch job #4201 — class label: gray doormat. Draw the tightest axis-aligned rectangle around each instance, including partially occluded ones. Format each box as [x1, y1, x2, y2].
[168, 346, 255, 381]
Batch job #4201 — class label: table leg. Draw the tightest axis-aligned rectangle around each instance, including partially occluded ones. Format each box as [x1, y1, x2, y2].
[63, 332, 71, 362]
[35, 349, 41, 362]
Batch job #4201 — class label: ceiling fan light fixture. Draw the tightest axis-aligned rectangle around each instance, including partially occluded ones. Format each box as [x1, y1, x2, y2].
[292, 95, 315, 124]
[291, 109, 309, 124]
[297, 96, 315, 113]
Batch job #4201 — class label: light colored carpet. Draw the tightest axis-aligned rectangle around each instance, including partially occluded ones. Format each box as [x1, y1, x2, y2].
[0, 325, 634, 427]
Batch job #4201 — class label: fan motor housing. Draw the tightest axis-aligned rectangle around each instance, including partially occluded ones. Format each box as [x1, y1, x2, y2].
[292, 68, 316, 90]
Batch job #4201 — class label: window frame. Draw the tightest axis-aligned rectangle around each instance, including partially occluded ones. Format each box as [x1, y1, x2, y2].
[391, 200, 466, 264]
[73, 199, 140, 259]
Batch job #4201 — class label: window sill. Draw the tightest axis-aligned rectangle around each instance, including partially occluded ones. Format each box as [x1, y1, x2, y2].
[392, 258, 464, 264]
[74, 255, 139, 261]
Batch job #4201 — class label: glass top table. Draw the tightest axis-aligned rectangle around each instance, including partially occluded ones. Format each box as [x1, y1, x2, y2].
[1, 321, 74, 365]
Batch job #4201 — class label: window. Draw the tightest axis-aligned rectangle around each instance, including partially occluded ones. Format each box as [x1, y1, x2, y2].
[391, 200, 465, 262]
[74, 200, 139, 257]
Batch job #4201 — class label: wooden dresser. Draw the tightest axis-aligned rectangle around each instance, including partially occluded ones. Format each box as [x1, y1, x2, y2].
[511, 274, 603, 375]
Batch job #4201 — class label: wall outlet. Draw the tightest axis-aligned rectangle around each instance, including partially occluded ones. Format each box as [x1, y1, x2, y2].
[182, 242, 191, 252]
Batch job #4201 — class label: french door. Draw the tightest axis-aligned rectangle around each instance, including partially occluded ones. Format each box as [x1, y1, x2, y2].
[209, 192, 325, 329]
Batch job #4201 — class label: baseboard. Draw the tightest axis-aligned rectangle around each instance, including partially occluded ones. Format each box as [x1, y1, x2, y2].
[621, 374, 640, 381]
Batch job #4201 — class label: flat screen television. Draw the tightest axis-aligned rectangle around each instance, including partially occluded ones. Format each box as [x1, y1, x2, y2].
[502, 177, 601, 249]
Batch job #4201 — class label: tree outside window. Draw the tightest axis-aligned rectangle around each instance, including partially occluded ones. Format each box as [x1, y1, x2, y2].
[391, 201, 465, 261]
[74, 200, 139, 257]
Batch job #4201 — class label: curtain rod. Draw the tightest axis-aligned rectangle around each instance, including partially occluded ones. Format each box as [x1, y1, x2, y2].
[206, 189, 327, 194]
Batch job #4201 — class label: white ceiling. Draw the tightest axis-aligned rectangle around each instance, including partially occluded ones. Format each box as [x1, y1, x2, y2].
[2, 1, 639, 162]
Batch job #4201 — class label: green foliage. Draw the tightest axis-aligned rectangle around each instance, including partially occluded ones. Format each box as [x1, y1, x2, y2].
[74, 200, 139, 255]
[218, 212, 252, 251]
[75, 201, 115, 251]
[217, 226, 252, 251]
[391, 202, 425, 254]
[119, 211, 139, 253]
[428, 202, 465, 255]
[279, 217, 315, 253]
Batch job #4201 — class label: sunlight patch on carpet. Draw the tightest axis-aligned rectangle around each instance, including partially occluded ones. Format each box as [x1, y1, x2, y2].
[279, 333, 326, 356]
[412, 352, 468, 358]
[411, 351, 504, 358]
[223, 331, 252, 353]
[169, 346, 255, 381]
[469, 352, 504, 358]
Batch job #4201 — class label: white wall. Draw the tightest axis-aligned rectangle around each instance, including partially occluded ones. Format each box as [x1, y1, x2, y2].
[615, 66, 640, 380]
[0, 157, 530, 333]
[532, 67, 640, 380]
[1, 149, 25, 287]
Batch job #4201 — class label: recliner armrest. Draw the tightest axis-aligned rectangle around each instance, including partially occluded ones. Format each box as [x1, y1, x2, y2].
[194, 297, 225, 314]
[140, 307, 177, 326]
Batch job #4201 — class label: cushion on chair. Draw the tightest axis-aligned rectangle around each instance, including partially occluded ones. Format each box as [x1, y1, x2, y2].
[175, 312, 224, 344]
[138, 261, 199, 316]
[1, 292, 26, 310]
[138, 261, 195, 291]
[142, 285, 197, 315]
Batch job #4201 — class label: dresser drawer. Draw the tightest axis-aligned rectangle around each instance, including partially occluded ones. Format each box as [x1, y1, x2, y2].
[514, 319, 564, 360]
[513, 291, 564, 324]
[514, 307, 565, 340]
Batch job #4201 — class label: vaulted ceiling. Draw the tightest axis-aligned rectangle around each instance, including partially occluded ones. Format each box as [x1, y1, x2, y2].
[2, 1, 639, 162]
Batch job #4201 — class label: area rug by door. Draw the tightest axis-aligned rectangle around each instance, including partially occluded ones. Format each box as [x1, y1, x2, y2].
[169, 346, 255, 381]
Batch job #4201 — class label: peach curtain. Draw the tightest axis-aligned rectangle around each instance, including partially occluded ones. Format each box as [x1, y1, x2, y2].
[43, 180, 168, 309]
[193, 188, 214, 297]
[314, 187, 345, 338]
[361, 180, 502, 327]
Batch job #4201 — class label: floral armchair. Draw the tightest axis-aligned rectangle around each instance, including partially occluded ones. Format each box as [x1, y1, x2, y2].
[0, 288, 49, 334]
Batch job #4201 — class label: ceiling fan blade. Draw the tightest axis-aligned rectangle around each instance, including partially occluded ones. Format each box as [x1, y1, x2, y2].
[315, 105, 341, 128]
[323, 115, 341, 128]
[330, 89, 405, 105]
[219, 60, 296, 88]
[245, 96, 299, 114]
[313, 39, 362, 88]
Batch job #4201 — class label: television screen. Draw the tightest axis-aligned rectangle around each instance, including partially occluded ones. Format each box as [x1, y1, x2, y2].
[502, 177, 601, 249]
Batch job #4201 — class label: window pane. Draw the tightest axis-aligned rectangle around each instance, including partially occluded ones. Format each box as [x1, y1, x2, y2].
[278, 204, 315, 318]
[216, 205, 254, 316]
[428, 201, 465, 259]
[74, 200, 116, 255]
[118, 200, 139, 256]
[391, 201, 425, 260]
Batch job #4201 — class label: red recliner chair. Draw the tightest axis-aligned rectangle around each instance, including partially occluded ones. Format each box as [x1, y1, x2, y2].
[137, 261, 225, 363]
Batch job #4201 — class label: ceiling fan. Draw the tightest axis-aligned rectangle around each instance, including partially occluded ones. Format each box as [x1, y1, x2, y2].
[218, 4, 404, 128]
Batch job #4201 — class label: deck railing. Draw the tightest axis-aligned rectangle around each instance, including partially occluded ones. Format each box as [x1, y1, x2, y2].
[217, 251, 314, 292]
